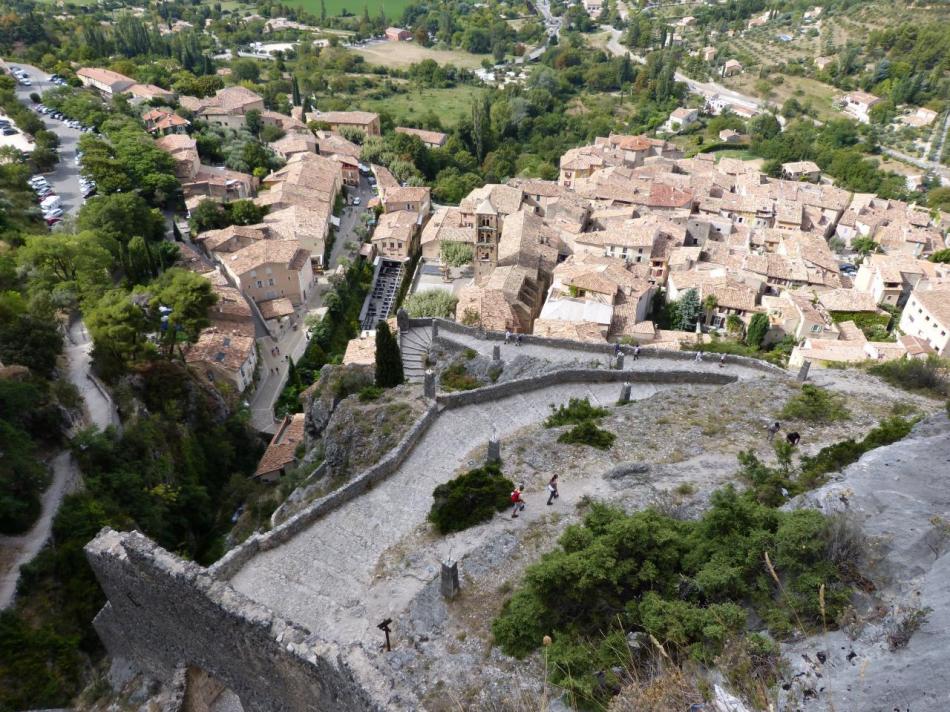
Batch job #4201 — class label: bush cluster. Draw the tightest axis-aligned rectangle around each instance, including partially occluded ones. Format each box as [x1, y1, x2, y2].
[869, 355, 949, 398]
[545, 397, 615, 450]
[428, 464, 514, 534]
[440, 361, 480, 391]
[779, 384, 850, 423]
[492, 488, 852, 707]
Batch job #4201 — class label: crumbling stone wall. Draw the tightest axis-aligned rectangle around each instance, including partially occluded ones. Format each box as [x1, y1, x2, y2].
[85, 529, 377, 712]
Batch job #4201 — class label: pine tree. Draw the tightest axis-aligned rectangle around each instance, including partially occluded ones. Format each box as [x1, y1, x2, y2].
[291, 75, 301, 106]
[674, 288, 701, 331]
[375, 320, 404, 388]
[320, 0, 326, 24]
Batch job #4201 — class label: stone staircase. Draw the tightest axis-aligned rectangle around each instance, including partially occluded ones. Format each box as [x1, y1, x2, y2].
[400, 327, 432, 383]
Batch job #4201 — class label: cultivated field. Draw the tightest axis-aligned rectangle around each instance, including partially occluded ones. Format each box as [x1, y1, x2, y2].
[358, 84, 484, 128]
[353, 41, 486, 69]
[284, 0, 413, 19]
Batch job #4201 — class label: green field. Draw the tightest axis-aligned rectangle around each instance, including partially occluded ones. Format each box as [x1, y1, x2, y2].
[358, 85, 484, 128]
[283, 0, 414, 19]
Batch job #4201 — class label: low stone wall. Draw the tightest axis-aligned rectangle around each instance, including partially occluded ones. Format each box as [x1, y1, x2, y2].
[85, 529, 376, 712]
[436, 368, 736, 408]
[424, 316, 788, 378]
[210, 404, 441, 580]
[270, 462, 329, 528]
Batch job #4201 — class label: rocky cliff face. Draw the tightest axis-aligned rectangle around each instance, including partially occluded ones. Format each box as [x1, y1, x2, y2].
[780, 412, 950, 711]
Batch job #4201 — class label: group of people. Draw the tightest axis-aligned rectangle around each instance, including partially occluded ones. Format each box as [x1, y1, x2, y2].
[766, 421, 801, 446]
[510, 475, 559, 519]
[503, 330, 524, 346]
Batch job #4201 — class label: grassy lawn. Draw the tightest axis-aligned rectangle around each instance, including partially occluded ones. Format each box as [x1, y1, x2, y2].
[353, 42, 486, 69]
[284, 0, 414, 17]
[358, 84, 484, 128]
[724, 73, 839, 122]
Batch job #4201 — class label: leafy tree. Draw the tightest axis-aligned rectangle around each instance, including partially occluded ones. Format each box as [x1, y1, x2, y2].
[745, 312, 770, 349]
[77, 193, 165, 251]
[929, 248, 950, 264]
[0, 292, 62, 378]
[231, 59, 261, 83]
[142, 269, 217, 353]
[374, 320, 404, 388]
[851, 237, 880, 256]
[245, 108, 262, 136]
[16, 232, 112, 309]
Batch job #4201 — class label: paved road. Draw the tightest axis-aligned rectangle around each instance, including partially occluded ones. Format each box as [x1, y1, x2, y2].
[881, 111, 950, 185]
[247, 177, 377, 432]
[0, 319, 119, 610]
[11, 62, 85, 217]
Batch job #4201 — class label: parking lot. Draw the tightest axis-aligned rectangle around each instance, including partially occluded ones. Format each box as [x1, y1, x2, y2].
[9, 63, 88, 218]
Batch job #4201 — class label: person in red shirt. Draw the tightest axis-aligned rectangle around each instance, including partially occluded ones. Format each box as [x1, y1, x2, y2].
[511, 484, 526, 518]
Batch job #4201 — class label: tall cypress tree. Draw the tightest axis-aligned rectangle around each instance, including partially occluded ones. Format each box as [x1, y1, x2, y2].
[291, 75, 301, 106]
[375, 321, 404, 388]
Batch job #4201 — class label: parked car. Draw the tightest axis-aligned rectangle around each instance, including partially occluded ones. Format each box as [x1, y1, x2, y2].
[45, 216, 62, 227]
[2, 127, 18, 136]
[352, 196, 361, 206]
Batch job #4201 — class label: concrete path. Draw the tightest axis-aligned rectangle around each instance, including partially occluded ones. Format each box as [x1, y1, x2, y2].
[228, 333, 778, 641]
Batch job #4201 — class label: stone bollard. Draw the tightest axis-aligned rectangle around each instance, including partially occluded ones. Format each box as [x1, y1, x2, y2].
[615, 352, 624, 370]
[487, 433, 501, 465]
[396, 308, 409, 335]
[424, 369, 436, 399]
[797, 360, 811, 382]
[431, 320, 439, 339]
[619, 382, 632, 405]
[441, 560, 460, 599]
[492, 343, 501, 362]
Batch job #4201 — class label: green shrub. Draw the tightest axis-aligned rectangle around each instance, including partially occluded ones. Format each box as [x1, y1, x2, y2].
[779, 384, 850, 423]
[403, 290, 459, 318]
[492, 489, 854, 707]
[557, 421, 616, 450]
[358, 385, 383, 402]
[544, 397, 609, 427]
[428, 464, 514, 534]
[440, 361, 480, 391]
[868, 355, 949, 398]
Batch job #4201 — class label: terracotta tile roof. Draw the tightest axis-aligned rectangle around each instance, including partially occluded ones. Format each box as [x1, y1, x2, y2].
[913, 288, 950, 327]
[224, 240, 310, 276]
[307, 110, 379, 127]
[259, 297, 295, 320]
[382, 186, 430, 206]
[395, 126, 447, 146]
[185, 328, 254, 373]
[254, 413, 306, 478]
[817, 289, 878, 312]
[77, 67, 135, 89]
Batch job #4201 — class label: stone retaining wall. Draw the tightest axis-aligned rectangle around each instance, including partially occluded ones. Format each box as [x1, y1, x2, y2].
[84, 530, 376, 712]
[209, 404, 440, 580]
[436, 368, 735, 408]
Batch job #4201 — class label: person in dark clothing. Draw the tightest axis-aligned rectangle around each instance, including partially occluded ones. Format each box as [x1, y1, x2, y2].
[546, 474, 559, 505]
[633, 345, 640, 360]
[516, 333, 523, 347]
[786, 431, 801, 446]
[767, 421, 781, 442]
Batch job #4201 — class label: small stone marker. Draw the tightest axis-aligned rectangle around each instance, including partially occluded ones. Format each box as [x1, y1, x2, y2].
[424, 369, 436, 399]
[797, 360, 811, 382]
[440, 560, 460, 599]
[615, 352, 624, 370]
[487, 428, 501, 464]
[619, 382, 632, 404]
[396, 308, 409, 334]
[492, 343, 501, 362]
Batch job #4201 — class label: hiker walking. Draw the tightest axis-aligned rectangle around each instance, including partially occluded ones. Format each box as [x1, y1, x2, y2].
[719, 353, 726, 368]
[614, 342, 622, 357]
[511, 484, 526, 518]
[516, 333, 523, 347]
[504, 329, 511, 344]
[695, 350, 703, 362]
[633, 345, 640, 361]
[766, 421, 781, 442]
[786, 431, 801, 446]
[546, 474, 559, 506]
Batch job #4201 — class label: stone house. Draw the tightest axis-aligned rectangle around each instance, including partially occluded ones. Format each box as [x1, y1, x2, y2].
[254, 414, 306, 482]
[665, 107, 700, 132]
[219, 240, 314, 307]
[385, 27, 412, 41]
[371, 210, 419, 261]
[723, 59, 743, 77]
[840, 91, 881, 124]
[143, 107, 190, 136]
[184, 329, 257, 393]
[180, 87, 265, 130]
[395, 127, 448, 149]
[306, 110, 381, 137]
[782, 161, 821, 182]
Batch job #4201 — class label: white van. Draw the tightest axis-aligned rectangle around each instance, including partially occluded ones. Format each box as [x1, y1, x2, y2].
[40, 194, 61, 211]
